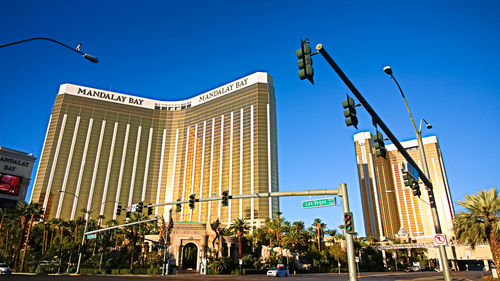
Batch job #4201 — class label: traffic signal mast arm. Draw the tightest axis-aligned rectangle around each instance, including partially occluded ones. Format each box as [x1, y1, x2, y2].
[145, 188, 340, 209]
[316, 46, 433, 195]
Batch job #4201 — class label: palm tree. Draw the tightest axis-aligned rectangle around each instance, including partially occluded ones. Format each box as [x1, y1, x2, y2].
[292, 221, 305, 233]
[13, 202, 30, 270]
[20, 203, 44, 271]
[454, 187, 500, 267]
[227, 218, 249, 258]
[125, 212, 151, 270]
[0, 208, 7, 231]
[312, 218, 326, 251]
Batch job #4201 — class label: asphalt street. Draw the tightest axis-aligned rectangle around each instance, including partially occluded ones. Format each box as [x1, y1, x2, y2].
[2, 271, 489, 281]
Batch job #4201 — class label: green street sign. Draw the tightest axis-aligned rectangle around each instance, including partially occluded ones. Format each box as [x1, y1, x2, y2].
[87, 234, 97, 239]
[301, 197, 336, 209]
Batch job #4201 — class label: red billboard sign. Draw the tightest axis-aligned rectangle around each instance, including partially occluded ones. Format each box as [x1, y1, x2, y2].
[0, 173, 22, 196]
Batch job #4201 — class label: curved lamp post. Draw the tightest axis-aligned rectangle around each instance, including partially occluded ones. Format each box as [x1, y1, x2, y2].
[0, 37, 98, 63]
[57, 190, 115, 274]
[383, 66, 452, 281]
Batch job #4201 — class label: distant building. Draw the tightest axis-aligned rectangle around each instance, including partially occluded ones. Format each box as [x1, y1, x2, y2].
[0, 147, 36, 208]
[30, 72, 279, 228]
[353, 132, 454, 241]
[355, 132, 493, 270]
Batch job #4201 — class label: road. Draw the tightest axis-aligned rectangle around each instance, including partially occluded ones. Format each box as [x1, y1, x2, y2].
[3, 271, 489, 281]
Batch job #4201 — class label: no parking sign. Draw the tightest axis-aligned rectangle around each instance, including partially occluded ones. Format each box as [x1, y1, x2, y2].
[433, 234, 447, 246]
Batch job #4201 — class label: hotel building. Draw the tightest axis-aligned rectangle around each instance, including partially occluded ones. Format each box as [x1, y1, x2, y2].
[0, 147, 36, 208]
[353, 132, 454, 241]
[30, 72, 279, 227]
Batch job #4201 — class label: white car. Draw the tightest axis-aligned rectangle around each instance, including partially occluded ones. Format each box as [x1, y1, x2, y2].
[0, 263, 12, 275]
[267, 267, 288, 277]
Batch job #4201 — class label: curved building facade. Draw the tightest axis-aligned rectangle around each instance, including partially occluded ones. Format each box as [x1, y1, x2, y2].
[30, 72, 279, 226]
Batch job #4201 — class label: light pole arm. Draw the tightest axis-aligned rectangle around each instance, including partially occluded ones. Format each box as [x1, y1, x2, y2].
[0, 37, 98, 63]
[389, 74, 419, 136]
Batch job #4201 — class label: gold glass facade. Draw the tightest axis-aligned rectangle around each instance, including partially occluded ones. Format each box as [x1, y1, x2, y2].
[354, 132, 454, 242]
[30, 72, 279, 226]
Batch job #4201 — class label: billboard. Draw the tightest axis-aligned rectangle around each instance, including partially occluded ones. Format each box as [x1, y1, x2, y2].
[0, 173, 22, 196]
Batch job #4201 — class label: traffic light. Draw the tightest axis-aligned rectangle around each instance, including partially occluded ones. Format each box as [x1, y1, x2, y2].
[222, 190, 229, 207]
[296, 39, 314, 84]
[403, 172, 421, 197]
[342, 95, 358, 129]
[147, 204, 153, 215]
[137, 202, 143, 213]
[116, 203, 122, 216]
[371, 131, 386, 158]
[344, 212, 355, 234]
[126, 211, 131, 218]
[176, 199, 181, 212]
[189, 194, 196, 209]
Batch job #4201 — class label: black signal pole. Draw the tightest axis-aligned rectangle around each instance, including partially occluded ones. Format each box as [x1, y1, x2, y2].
[314, 43, 452, 281]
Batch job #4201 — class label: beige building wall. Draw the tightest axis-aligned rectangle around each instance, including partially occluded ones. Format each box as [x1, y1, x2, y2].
[30, 72, 279, 227]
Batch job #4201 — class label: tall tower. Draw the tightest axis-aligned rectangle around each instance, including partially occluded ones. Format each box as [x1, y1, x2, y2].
[354, 132, 454, 242]
[30, 72, 279, 228]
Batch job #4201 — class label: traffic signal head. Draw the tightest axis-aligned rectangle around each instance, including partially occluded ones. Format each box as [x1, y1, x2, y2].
[137, 202, 143, 213]
[147, 204, 153, 216]
[403, 173, 412, 187]
[125, 211, 131, 218]
[222, 190, 229, 207]
[411, 181, 421, 197]
[371, 131, 387, 158]
[342, 95, 358, 129]
[176, 199, 182, 212]
[116, 203, 122, 216]
[189, 194, 196, 209]
[344, 212, 355, 234]
[296, 39, 314, 84]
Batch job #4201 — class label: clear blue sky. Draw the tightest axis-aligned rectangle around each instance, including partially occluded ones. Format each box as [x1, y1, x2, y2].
[1, 1, 499, 236]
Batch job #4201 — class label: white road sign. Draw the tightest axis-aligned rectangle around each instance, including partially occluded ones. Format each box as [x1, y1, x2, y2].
[433, 234, 447, 246]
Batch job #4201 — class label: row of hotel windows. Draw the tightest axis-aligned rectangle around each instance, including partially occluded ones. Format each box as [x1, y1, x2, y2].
[154, 102, 192, 110]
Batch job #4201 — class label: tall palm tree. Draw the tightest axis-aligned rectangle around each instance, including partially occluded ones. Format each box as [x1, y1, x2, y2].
[20, 203, 44, 271]
[454, 187, 500, 266]
[13, 202, 30, 270]
[292, 221, 304, 232]
[312, 218, 326, 251]
[125, 212, 151, 270]
[227, 218, 249, 258]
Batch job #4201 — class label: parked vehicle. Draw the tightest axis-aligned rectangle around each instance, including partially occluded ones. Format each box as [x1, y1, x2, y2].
[404, 266, 422, 272]
[267, 266, 288, 277]
[0, 263, 12, 275]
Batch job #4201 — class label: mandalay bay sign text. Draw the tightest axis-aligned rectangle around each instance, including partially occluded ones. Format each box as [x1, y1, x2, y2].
[301, 197, 336, 209]
[58, 72, 271, 110]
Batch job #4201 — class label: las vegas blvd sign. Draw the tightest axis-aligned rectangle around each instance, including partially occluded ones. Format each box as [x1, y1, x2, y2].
[302, 197, 336, 209]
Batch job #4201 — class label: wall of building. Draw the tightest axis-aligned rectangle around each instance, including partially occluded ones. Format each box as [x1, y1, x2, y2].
[30, 72, 278, 226]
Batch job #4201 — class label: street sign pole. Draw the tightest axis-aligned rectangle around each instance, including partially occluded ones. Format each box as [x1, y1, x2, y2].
[339, 184, 357, 281]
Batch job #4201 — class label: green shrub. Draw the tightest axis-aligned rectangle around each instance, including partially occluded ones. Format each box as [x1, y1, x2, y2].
[147, 267, 161, 274]
[132, 268, 147, 274]
[231, 268, 242, 275]
[111, 269, 121, 274]
[119, 268, 131, 274]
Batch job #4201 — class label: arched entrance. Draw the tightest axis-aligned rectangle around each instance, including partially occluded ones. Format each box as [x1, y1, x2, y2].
[182, 243, 198, 270]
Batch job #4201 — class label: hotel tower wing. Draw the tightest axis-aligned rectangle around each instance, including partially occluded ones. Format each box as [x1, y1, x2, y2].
[30, 72, 279, 227]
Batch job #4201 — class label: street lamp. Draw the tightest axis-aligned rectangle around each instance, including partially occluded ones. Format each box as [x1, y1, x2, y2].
[0, 37, 98, 63]
[57, 190, 115, 274]
[383, 66, 452, 281]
